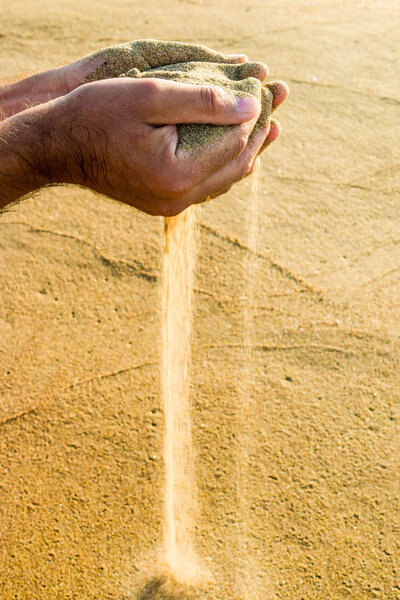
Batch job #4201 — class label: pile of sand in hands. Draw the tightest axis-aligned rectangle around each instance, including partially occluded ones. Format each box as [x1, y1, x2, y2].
[83, 39, 277, 154]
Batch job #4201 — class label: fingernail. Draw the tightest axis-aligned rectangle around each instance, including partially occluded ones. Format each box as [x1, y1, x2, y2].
[235, 95, 259, 117]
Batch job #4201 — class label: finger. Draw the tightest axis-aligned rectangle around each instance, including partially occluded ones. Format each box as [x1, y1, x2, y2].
[142, 78, 260, 125]
[178, 124, 270, 208]
[247, 156, 261, 177]
[236, 61, 269, 82]
[265, 80, 289, 111]
[226, 54, 248, 63]
[259, 119, 281, 153]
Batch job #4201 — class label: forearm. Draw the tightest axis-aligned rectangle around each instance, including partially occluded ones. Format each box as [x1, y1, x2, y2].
[0, 69, 69, 120]
[0, 104, 58, 209]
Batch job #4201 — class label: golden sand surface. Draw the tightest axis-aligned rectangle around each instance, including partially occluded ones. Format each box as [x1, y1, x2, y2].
[0, 1, 400, 599]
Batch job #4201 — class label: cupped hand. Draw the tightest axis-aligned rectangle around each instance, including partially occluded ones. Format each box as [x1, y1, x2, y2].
[47, 76, 286, 216]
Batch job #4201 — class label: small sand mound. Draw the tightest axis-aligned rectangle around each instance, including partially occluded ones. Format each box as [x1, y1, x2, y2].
[136, 574, 196, 600]
[83, 39, 252, 81]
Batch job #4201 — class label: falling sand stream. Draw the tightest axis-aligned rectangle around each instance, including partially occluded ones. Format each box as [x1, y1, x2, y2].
[235, 161, 270, 600]
[162, 207, 199, 585]
[160, 165, 262, 596]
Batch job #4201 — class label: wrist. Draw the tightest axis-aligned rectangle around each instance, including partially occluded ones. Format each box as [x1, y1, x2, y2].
[0, 101, 63, 208]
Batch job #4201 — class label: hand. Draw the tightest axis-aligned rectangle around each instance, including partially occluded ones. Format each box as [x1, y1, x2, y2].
[29, 76, 285, 216]
[0, 40, 252, 120]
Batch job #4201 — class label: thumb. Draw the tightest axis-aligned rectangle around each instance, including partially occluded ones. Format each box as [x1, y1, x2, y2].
[142, 79, 260, 125]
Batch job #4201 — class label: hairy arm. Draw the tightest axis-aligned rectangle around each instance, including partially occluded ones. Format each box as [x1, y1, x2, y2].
[0, 110, 44, 208]
[0, 94, 102, 212]
[0, 101, 72, 209]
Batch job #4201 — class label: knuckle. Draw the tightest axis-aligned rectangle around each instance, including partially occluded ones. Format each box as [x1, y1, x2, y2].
[200, 85, 219, 115]
[240, 158, 253, 179]
[233, 133, 248, 158]
[245, 158, 254, 174]
[247, 160, 257, 176]
[247, 163, 256, 175]
[140, 78, 162, 101]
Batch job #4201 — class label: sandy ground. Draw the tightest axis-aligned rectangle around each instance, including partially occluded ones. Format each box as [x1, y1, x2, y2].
[1, 0, 400, 598]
